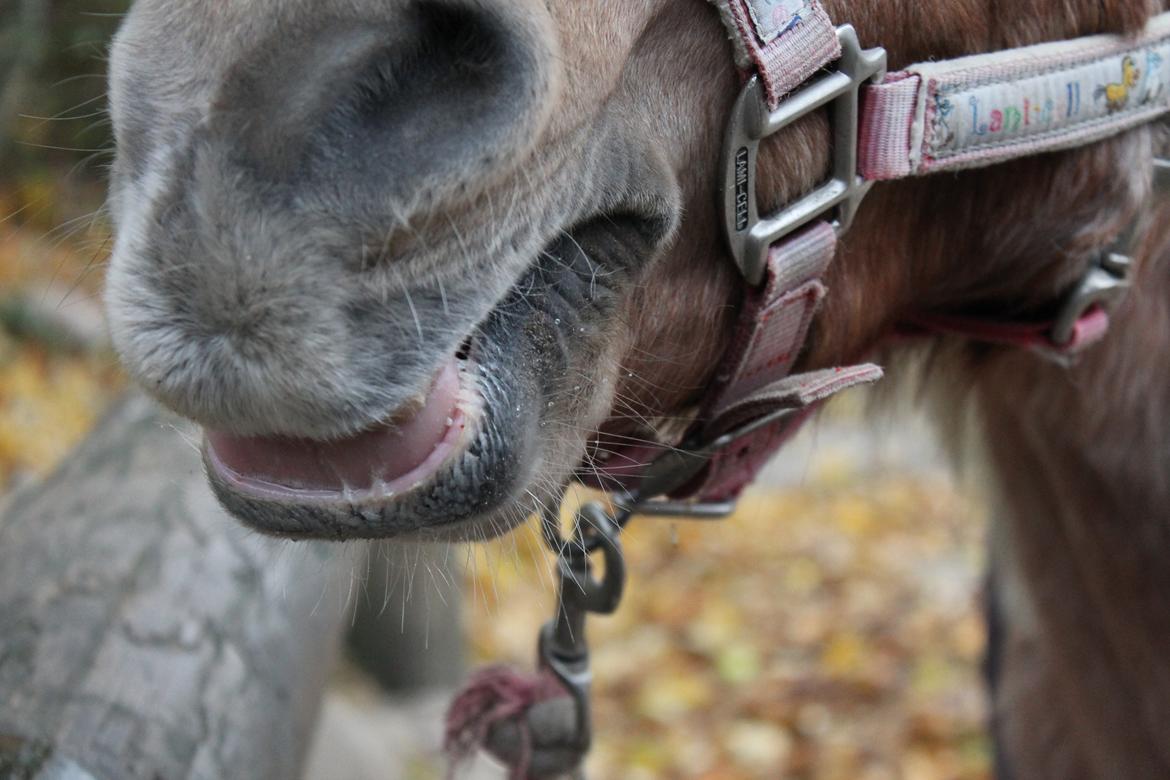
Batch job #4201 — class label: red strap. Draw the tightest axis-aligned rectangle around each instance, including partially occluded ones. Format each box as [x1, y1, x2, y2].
[688, 364, 883, 501]
[685, 222, 881, 501]
[705, 222, 836, 411]
[580, 0, 1118, 500]
[901, 306, 1110, 356]
[580, 1, 1120, 502]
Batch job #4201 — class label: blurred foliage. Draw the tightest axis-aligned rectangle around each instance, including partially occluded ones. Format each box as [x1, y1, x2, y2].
[0, 227, 121, 491]
[1, 0, 129, 229]
[0, 0, 129, 164]
[0, 2, 125, 490]
[0, 0, 48, 161]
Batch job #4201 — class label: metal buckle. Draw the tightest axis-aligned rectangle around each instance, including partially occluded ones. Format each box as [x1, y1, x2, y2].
[1048, 154, 1168, 348]
[601, 405, 805, 523]
[721, 26, 887, 286]
[1050, 251, 1132, 348]
[534, 405, 807, 771]
[538, 504, 626, 757]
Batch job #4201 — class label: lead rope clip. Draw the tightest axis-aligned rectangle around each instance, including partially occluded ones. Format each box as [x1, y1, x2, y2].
[536, 501, 628, 776]
[447, 429, 746, 778]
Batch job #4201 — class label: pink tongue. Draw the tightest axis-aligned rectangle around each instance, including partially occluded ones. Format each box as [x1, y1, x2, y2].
[206, 360, 462, 492]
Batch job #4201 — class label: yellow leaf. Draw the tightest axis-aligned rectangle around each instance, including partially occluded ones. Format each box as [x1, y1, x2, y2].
[821, 632, 868, 677]
[716, 642, 761, 685]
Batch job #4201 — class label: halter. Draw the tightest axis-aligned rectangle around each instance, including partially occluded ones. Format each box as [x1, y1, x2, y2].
[446, 4, 1170, 776]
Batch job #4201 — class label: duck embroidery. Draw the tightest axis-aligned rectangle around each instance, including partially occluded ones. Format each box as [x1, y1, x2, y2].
[1096, 56, 1141, 113]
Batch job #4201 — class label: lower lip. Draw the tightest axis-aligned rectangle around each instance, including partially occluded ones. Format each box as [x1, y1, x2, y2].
[204, 362, 479, 505]
[205, 408, 470, 504]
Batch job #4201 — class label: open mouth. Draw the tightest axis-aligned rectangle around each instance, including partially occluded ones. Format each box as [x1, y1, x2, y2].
[196, 215, 650, 541]
[198, 270, 554, 541]
[204, 356, 482, 506]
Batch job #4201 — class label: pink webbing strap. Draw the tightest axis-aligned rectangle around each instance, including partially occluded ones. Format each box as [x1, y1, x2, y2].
[859, 74, 920, 180]
[707, 221, 838, 413]
[860, 14, 1170, 179]
[712, 0, 841, 108]
[577, 6, 874, 501]
[900, 306, 1111, 356]
[573, 223, 881, 501]
[681, 222, 883, 501]
[690, 364, 882, 501]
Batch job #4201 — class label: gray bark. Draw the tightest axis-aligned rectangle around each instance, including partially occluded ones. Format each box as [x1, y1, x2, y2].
[0, 395, 359, 780]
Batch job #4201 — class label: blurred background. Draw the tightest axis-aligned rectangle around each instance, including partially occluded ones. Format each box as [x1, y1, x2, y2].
[0, 3, 991, 778]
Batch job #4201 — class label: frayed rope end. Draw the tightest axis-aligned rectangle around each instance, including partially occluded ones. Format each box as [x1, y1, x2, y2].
[444, 665, 566, 780]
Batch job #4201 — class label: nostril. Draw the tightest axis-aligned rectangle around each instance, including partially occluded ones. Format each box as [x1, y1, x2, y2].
[317, 2, 547, 195]
[208, 2, 551, 194]
[343, 3, 513, 129]
[417, 3, 513, 80]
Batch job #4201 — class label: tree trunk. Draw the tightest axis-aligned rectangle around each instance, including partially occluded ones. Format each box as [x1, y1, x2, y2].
[0, 395, 359, 780]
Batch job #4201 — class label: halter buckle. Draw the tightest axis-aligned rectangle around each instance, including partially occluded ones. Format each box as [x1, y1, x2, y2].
[720, 25, 886, 286]
[1049, 251, 1132, 349]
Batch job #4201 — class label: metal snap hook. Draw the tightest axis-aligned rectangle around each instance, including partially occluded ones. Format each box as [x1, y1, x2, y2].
[1050, 251, 1133, 348]
[536, 501, 628, 759]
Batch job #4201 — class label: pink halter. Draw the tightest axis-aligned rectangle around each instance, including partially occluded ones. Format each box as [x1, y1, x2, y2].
[580, 0, 1162, 506]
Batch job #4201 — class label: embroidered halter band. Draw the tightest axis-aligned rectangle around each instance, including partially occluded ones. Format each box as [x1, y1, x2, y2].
[578, 2, 1170, 507]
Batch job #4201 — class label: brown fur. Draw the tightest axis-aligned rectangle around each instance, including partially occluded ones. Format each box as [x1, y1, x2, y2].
[616, 1, 1170, 776]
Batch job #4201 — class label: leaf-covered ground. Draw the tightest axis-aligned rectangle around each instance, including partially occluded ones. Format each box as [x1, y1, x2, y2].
[2, 222, 992, 779]
[462, 427, 991, 780]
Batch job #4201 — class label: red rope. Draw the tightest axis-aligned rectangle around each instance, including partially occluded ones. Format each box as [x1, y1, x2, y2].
[444, 665, 566, 780]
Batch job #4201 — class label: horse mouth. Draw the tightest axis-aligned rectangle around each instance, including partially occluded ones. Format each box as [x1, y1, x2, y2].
[200, 332, 529, 541]
[199, 254, 573, 541]
[195, 213, 653, 541]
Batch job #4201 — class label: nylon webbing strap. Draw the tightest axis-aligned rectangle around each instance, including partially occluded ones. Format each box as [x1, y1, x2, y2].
[861, 14, 1170, 178]
[711, 0, 841, 108]
[690, 364, 882, 501]
[708, 221, 836, 416]
[565, 2, 876, 503]
[573, 223, 881, 501]
[901, 307, 1110, 354]
[715, 2, 1170, 179]
[581, 3, 1170, 504]
[684, 221, 881, 501]
[686, 3, 878, 502]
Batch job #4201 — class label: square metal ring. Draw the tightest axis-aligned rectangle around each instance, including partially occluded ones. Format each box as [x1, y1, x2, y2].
[720, 26, 887, 286]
